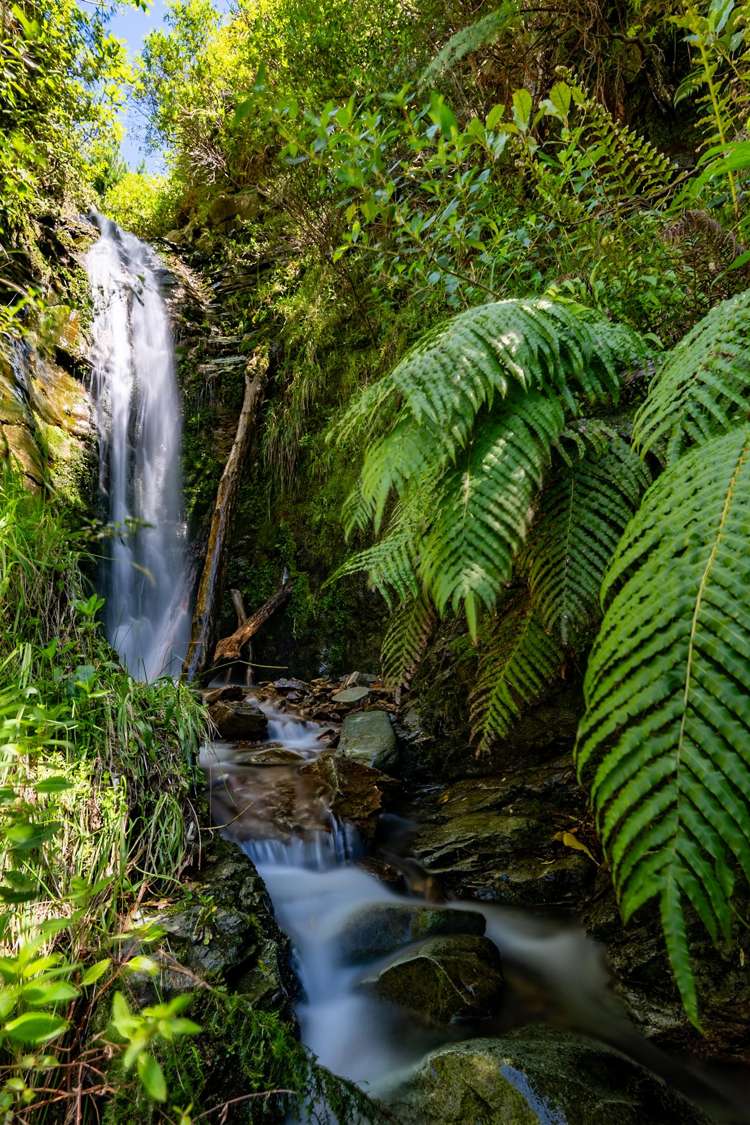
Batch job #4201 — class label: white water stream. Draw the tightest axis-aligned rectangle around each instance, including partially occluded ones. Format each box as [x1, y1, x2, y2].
[85, 215, 191, 680]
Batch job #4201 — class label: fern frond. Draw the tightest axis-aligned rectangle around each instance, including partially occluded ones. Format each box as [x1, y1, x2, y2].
[381, 595, 436, 690]
[349, 298, 644, 528]
[338, 298, 643, 471]
[524, 433, 651, 645]
[418, 2, 520, 89]
[389, 297, 637, 431]
[577, 426, 750, 1024]
[634, 289, 750, 462]
[419, 393, 566, 636]
[470, 598, 564, 751]
[332, 481, 435, 604]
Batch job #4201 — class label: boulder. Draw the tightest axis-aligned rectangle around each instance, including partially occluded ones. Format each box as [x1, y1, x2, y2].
[299, 752, 397, 840]
[381, 1027, 710, 1125]
[338, 709, 397, 770]
[337, 902, 485, 964]
[367, 934, 504, 1029]
[208, 699, 268, 741]
[332, 686, 371, 705]
[203, 683, 245, 705]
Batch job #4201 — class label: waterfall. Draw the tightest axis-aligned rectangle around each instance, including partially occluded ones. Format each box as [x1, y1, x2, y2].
[85, 214, 191, 681]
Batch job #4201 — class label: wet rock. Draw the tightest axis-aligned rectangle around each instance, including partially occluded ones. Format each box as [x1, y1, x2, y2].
[331, 685, 371, 705]
[338, 709, 397, 771]
[337, 902, 485, 964]
[299, 752, 398, 840]
[126, 836, 295, 1012]
[382, 1027, 710, 1124]
[407, 755, 595, 908]
[208, 698, 268, 740]
[232, 745, 307, 767]
[367, 934, 504, 1029]
[203, 683, 245, 705]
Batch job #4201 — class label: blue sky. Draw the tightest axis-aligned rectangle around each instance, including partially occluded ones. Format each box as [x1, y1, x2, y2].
[108, 0, 171, 170]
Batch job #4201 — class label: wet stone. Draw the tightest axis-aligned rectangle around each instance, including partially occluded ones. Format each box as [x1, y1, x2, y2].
[381, 1027, 711, 1125]
[366, 933, 504, 1030]
[337, 901, 485, 964]
[208, 698, 268, 740]
[338, 709, 397, 769]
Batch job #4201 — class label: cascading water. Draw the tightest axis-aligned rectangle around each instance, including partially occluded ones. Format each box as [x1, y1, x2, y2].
[85, 214, 191, 680]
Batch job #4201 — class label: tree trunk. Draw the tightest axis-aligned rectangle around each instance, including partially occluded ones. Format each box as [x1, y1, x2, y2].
[183, 350, 268, 681]
[213, 580, 292, 664]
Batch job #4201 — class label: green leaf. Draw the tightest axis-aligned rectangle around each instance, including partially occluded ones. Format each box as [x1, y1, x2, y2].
[512, 88, 533, 132]
[22, 980, 78, 1006]
[124, 956, 159, 976]
[80, 959, 111, 987]
[137, 1052, 167, 1102]
[4, 1012, 68, 1045]
[35, 777, 74, 794]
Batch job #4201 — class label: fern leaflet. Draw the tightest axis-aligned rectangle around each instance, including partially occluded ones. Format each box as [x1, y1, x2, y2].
[419, 392, 565, 636]
[381, 595, 436, 690]
[418, 2, 521, 89]
[470, 599, 564, 751]
[634, 289, 750, 461]
[577, 425, 750, 1024]
[523, 432, 651, 645]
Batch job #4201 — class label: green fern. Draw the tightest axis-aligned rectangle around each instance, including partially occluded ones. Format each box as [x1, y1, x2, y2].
[381, 595, 436, 690]
[331, 483, 434, 605]
[579, 94, 677, 204]
[634, 289, 750, 462]
[335, 297, 646, 633]
[418, 2, 521, 89]
[335, 297, 643, 484]
[576, 425, 750, 1024]
[470, 599, 564, 751]
[419, 392, 565, 636]
[523, 430, 651, 645]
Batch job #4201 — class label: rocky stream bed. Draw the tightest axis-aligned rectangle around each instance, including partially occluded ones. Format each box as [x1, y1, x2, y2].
[149, 672, 750, 1125]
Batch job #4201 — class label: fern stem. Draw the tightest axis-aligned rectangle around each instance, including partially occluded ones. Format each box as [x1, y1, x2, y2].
[695, 33, 740, 220]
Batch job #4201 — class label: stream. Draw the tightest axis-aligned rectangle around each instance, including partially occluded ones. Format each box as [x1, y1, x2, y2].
[200, 698, 746, 1123]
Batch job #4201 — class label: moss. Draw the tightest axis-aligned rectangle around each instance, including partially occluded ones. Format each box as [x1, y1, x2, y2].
[103, 987, 383, 1124]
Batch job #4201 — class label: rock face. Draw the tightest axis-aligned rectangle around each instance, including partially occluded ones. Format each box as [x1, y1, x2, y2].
[368, 934, 504, 1029]
[337, 902, 485, 964]
[382, 1027, 710, 1125]
[208, 698, 268, 740]
[153, 836, 295, 1008]
[338, 709, 398, 771]
[407, 754, 595, 907]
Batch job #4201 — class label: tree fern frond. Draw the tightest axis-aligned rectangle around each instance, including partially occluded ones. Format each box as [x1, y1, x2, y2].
[420, 393, 566, 636]
[336, 298, 644, 473]
[470, 599, 564, 751]
[524, 434, 651, 645]
[332, 482, 434, 604]
[418, 2, 520, 89]
[357, 416, 447, 532]
[389, 298, 638, 435]
[381, 595, 436, 690]
[577, 426, 750, 1024]
[634, 289, 750, 461]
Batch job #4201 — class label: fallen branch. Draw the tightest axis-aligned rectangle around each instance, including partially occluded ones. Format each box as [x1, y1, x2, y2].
[183, 350, 268, 680]
[213, 579, 292, 663]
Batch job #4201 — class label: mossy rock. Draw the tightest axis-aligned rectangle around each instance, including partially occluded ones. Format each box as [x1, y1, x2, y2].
[382, 1028, 711, 1125]
[366, 934, 504, 1029]
[337, 902, 485, 964]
